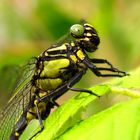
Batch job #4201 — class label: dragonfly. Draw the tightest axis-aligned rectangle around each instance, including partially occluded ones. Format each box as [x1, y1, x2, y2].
[0, 20, 128, 140]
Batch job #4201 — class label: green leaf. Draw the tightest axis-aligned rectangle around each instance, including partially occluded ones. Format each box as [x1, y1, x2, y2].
[108, 66, 140, 98]
[56, 99, 140, 140]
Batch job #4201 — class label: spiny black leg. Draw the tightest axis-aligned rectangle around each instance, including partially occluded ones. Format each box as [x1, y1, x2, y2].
[90, 66, 126, 77]
[28, 100, 44, 140]
[67, 86, 100, 97]
[35, 101, 44, 130]
[90, 58, 128, 76]
[67, 71, 100, 97]
[83, 58, 127, 77]
[96, 67, 128, 77]
[93, 67, 127, 77]
[90, 58, 114, 68]
[90, 58, 119, 71]
[50, 99, 60, 107]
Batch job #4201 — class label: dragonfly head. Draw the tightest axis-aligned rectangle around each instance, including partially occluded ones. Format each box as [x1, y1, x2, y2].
[70, 22, 100, 52]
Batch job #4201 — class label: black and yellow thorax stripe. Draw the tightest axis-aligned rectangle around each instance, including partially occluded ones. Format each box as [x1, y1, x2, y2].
[35, 42, 87, 92]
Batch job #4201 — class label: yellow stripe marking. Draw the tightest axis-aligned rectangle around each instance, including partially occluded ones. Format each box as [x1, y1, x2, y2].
[71, 42, 75, 47]
[34, 100, 37, 105]
[15, 132, 20, 136]
[70, 55, 77, 63]
[84, 23, 94, 28]
[47, 44, 67, 52]
[85, 33, 92, 37]
[76, 50, 85, 60]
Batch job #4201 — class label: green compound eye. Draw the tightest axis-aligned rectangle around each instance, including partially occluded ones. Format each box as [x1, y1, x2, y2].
[70, 24, 85, 37]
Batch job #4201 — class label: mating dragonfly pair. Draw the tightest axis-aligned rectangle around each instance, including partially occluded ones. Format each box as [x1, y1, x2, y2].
[0, 20, 127, 140]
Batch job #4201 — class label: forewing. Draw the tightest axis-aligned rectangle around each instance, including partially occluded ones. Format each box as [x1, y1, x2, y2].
[12, 58, 37, 94]
[0, 82, 32, 140]
[0, 58, 37, 140]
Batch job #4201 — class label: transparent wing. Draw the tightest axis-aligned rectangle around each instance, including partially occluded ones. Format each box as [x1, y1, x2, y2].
[12, 58, 37, 94]
[0, 82, 32, 140]
[0, 58, 37, 140]
[0, 65, 21, 108]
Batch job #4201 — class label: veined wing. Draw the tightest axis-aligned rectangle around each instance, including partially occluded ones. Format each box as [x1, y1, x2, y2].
[0, 82, 32, 140]
[0, 58, 37, 140]
[11, 58, 37, 95]
[0, 65, 21, 109]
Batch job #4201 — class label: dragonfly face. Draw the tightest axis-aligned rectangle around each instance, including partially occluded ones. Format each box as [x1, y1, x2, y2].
[70, 23, 100, 52]
[0, 20, 127, 140]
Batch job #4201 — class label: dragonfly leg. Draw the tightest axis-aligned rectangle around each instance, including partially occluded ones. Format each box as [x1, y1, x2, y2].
[90, 58, 129, 75]
[83, 58, 128, 77]
[50, 99, 60, 107]
[90, 58, 115, 68]
[35, 100, 44, 130]
[66, 71, 100, 97]
[28, 99, 44, 140]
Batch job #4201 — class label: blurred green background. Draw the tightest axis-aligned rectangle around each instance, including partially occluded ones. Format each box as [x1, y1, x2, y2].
[0, 0, 140, 108]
